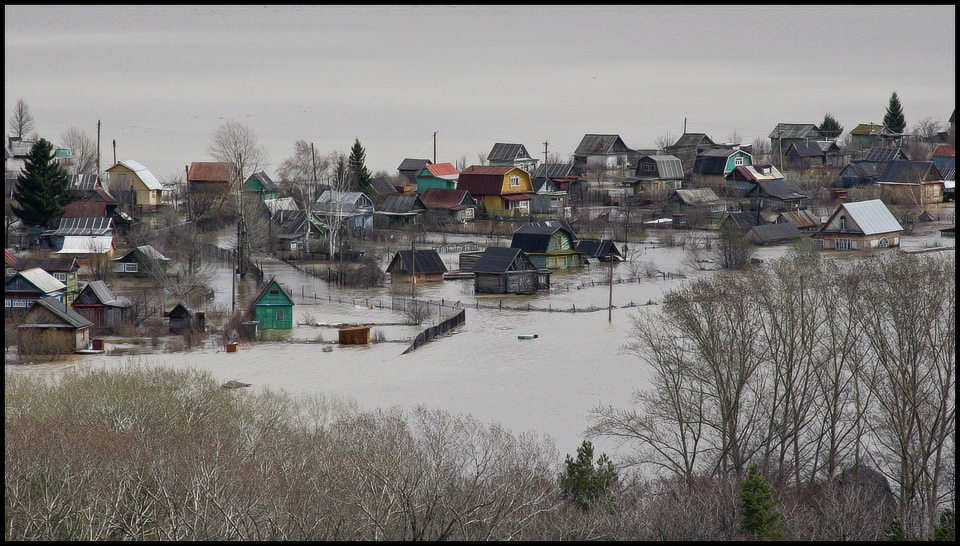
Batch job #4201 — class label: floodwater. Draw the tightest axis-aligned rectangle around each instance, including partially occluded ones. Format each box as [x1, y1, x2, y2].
[7, 225, 955, 460]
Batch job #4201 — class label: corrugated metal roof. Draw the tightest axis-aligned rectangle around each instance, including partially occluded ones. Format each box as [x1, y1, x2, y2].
[864, 146, 905, 163]
[940, 168, 955, 182]
[728, 164, 783, 182]
[420, 188, 476, 209]
[15, 257, 78, 273]
[82, 279, 119, 305]
[878, 160, 938, 183]
[488, 143, 533, 161]
[52, 217, 114, 236]
[675, 188, 721, 205]
[114, 244, 169, 262]
[117, 160, 162, 190]
[63, 201, 107, 218]
[778, 209, 819, 229]
[247, 171, 278, 191]
[573, 134, 630, 156]
[314, 191, 373, 213]
[370, 175, 398, 195]
[15, 267, 66, 294]
[26, 296, 92, 329]
[531, 162, 580, 178]
[748, 180, 806, 201]
[188, 161, 234, 182]
[933, 144, 955, 157]
[457, 167, 516, 196]
[4, 249, 16, 267]
[637, 154, 684, 179]
[387, 249, 447, 274]
[838, 199, 903, 235]
[54, 235, 114, 254]
[397, 158, 431, 171]
[377, 194, 426, 214]
[472, 246, 535, 274]
[423, 162, 459, 177]
[788, 142, 824, 157]
[768, 123, 823, 139]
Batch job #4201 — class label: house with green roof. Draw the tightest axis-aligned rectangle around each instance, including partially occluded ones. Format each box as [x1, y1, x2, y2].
[243, 171, 279, 200]
[249, 277, 294, 331]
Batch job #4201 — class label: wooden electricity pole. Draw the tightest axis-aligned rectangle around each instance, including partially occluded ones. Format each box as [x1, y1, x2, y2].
[433, 131, 438, 163]
[410, 240, 416, 300]
[608, 253, 614, 322]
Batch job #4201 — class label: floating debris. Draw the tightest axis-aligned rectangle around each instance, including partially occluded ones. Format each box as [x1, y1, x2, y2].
[221, 380, 252, 389]
[518, 334, 538, 340]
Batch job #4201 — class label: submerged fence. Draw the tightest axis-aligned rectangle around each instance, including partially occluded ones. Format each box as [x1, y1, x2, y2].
[402, 309, 466, 355]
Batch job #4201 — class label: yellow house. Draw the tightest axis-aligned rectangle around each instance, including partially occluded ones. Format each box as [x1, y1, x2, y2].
[456, 165, 533, 217]
[105, 160, 164, 208]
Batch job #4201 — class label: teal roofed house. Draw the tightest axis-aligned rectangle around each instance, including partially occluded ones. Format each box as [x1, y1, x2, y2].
[249, 277, 294, 331]
[244, 171, 279, 200]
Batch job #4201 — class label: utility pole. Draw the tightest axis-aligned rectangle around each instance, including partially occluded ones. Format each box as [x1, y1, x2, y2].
[433, 131, 438, 163]
[232, 249, 236, 313]
[683, 117, 687, 134]
[112, 139, 116, 166]
[410, 239, 416, 300]
[309, 142, 317, 258]
[185, 165, 191, 222]
[543, 141, 549, 173]
[608, 253, 614, 322]
[96, 120, 101, 174]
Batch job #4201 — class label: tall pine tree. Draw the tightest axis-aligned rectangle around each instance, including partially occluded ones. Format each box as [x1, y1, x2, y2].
[11, 138, 74, 229]
[348, 138, 373, 196]
[819, 112, 843, 140]
[884, 92, 906, 134]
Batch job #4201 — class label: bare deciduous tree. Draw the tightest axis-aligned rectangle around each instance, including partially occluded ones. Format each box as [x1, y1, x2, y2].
[208, 119, 268, 191]
[655, 132, 676, 152]
[59, 127, 98, 175]
[8, 98, 34, 138]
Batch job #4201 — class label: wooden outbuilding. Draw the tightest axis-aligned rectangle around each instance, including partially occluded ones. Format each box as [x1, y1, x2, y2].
[248, 277, 294, 330]
[472, 246, 549, 295]
[166, 301, 204, 333]
[386, 249, 447, 283]
[71, 280, 132, 329]
[339, 325, 372, 345]
[18, 296, 93, 356]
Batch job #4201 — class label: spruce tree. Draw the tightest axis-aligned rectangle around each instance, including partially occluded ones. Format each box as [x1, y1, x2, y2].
[884, 92, 906, 134]
[740, 464, 785, 540]
[11, 138, 74, 229]
[933, 509, 955, 541]
[348, 138, 373, 196]
[559, 440, 618, 510]
[819, 112, 843, 140]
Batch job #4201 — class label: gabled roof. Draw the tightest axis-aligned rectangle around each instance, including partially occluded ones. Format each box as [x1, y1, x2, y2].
[671, 132, 715, 148]
[488, 143, 534, 162]
[314, 190, 373, 213]
[674, 188, 721, 205]
[188, 161, 234, 182]
[54, 235, 114, 255]
[69, 173, 101, 193]
[21, 296, 93, 329]
[635, 154, 684, 179]
[250, 277, 294, 307]
[725, 211, 767, 230]
[387, 249, 447, 275]
[246, 170, 278, 192]
[532, 177, 558, 193]
[778, 209, 820, 229]
[5, 248, 17, 267]
[878, 160, 940, 183]
[114, 244, 170, 262]
[816, 140, 841, 153]
[420, 188, 476, 210]
[788, 141, 825, 157]
[376, 194, 426, 214]
[397, 158, 432, 171]
[693, 148, 752, 175]
[115, 160, 162, 190]
[850, 123, 891, 136]
[169, 300, 195, 317]
[15, 257, 79, 273]
[531, 162, 580, 179]
[727, 164, 783, 182]
[575, 239, 623, 259]
[940, 168, 955, 182]
[768, 123, 823, 140]
[76, 280, 131, 307]
[263, 197, 299, 215]
[747, 179, 807, 201]
[458, 166, 529, 196]
[52, 217, 114, 236]
[472, 246, 537, 274]
[748, 223, 804, 243]
[828, 199, 903, 235]
[63, 200, 107, 218]
[369, 175, 399, 195]
[511, 221, 577, 253]
[421, 162, 459, 178]
[864, 146, 906, 163]
[9, 267, 66, 294]
[574, 134, 631, 156]
[933, 144, 955, 157]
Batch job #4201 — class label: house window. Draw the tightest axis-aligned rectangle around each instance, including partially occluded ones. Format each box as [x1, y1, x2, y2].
[13, 299, 27, 308]
[814, 238, 824, 250]
[517, 200, 528, 209]
[735, 156, 744, 166]
[53, 272, 67, 282]
[510, 176, 520, 187]
[269, 288, 279, 296]
[559, 256, 567, 267]
[276, 309, 284, 321]
[548, 257, 557, 268]
[878, 237, 890, 248]
[464, 208, 474, 219]
[113, 263, 126, 273]
[839, 216, 846, 231]
[4, 299, 10, 308]
[553, 234, 562, 248]
[642, 163, 655, 172]
[835, 238, 851, 251]
[125, 263, 138, 273]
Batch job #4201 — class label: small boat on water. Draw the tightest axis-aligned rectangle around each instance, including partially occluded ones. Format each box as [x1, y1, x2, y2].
[518, 334, 538, 340]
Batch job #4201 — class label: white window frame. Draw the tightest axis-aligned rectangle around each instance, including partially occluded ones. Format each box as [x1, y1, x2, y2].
[53, 272, 67, 281]
[113, 262, 126, 273]
[516, 200, 528, 209]
[509, 176, 520, 188]
[13, 299, 28, 308]
[4, 299, 10, 308]
[464, 207, 474, 219]
[835, 238, 851, 251]
[125, 263, 138, 273]
[735, 156, 745, 166]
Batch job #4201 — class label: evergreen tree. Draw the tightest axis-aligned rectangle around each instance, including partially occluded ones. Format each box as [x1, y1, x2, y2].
[348, 138, 373, 196]
[740, 464, 785, 540]
[884, 517, 913, 541]
[933, 509, 955, 541]
[11, 138, 74, 229]
[559, 440, 618, 510]
[819, 112, 843, 140]
[884, 91, 906, 134]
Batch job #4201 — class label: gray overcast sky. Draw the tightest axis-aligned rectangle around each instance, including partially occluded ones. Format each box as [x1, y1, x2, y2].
[4, 5, 956, 181]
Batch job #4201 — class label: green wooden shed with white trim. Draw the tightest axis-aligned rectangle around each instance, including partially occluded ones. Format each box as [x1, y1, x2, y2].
[249, 277, 294, 330]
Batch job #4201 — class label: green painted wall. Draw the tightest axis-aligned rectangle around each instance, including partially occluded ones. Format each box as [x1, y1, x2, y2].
[254, 281, 293, 329]
[416, 176, 456, 193]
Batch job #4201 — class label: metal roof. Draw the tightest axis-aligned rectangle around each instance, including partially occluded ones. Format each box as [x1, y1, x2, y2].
[748, 223, 804, 243]
[420, 188, 476, 209]
[397, 158, 431, 171]
[115, 244, 170, 262]
[13, 267, 66, 294]
[864, 146, 905, 163]
[15, 257, 78, 273]
[878, 160, 939, 183]
[933, 144, 955, 157]
[458, 166, 526, 196]
[488, 143, 533, 162]
[52, 217, 114, 236]
[69, 173, 100, 192]
[672, 133, 715, 148]
[63, 201, 107, 218]
[575, 239, 622, 259]
[422, 162, 459, 178]
[788, 141, 824, 157]
[246, 171, 278, 192]
[369, 175, 399, 195]
[511, 222, 577, 253]
[531, 162, 580, 178]
[188, 161, 234, 182]
[747, 180, 807, 201]
[728, 164, 783, 182]
[472, 246, 537, 274]
[376, 194, 426, 214]
[387, 249, 447, 274]
[314, 190, 373, 213]
[768, 123, 823, 140]
[23, 296, 93, 329]
[250, 277, 294, 308]
[79, 279, 120, 306]
[835, 199, 903, 235]
[54, 235, 114, 255]
[674, 188, 721, 205]
[636, 154, 684, 179]
[573, 134, 630, 156]
[117, 160, 162, 190]
[778, 209, 820, 229]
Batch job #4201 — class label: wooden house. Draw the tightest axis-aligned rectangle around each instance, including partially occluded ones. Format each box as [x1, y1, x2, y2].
[813, 199, 903, 251]
[104, 160, 164, 210]
[386, 249, 447, 284]
[692, 148, 753, 189]
[271, 209, 329, 254]
[415, 162, 459, 193]
[166, 301, 203, 333]
[849, 123, 895, 151]
[932, 144, 955, 173]
[668, 188, 727, 220]
[529, 176, 567, 215]
[374, 194, 427, 228]
[243, 171, 279, 200]
[817, 140, 845, 168]
[487, 143, 539, 172]
[5, 267, 66, 320]
[314, 190, 374, 235]
[623, 154, 684, 196]
[785, 141, 827, 170]
[14, 257, 80, 304]
[71, 280, 132, 329]
[746, 223, 805, 246]
[249, 277, 294, 330]
[575, 239, 624, 262]
[877, 160, 944, 204]
[840, 161, 881, 187]
[420, 188, 478, 224]
[510, 221, 584, 269]
[768, 123, 825, 158]
[776, 209, 821, 233]
[456, 165, 533, 217]
[530, 162, 582, 193]
[188, 161, 234, 194]
[572, 134, 632, 170]
[112, 245, 170, 277]
[721, 210, 770, 233]
[725, 164, 784, 196]
[472, 246, 550, 295]
[17, 296, 93, 356]
[4, 249, 17, 279]
[745, 179, 807, 211]
[666, 133, 717, 175]
[397, 158, 432, 184]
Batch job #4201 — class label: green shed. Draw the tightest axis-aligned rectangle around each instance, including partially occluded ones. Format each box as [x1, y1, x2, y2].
[249, 277, 294, 330]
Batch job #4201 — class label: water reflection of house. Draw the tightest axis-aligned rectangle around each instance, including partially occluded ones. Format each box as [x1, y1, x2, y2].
[471, 246, 549, 295]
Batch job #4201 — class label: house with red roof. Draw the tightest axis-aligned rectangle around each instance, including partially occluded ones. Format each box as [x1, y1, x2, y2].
[420, 188, 478, 224]
[187, 161, 234, 194]
[456, 165, 533, 217]
[415, 162, 459, 193]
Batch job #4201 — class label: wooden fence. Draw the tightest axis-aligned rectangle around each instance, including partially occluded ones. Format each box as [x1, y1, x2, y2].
[402, 309, 466, 355]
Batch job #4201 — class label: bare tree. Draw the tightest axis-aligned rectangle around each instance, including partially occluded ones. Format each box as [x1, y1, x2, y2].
[59, 127, 98, 175]
[8, 98, 34, 138]
[727, 128, 742, 145]
[208, 119, 268, 191]
[751, 138, 770, 164]
[655, 132, 676, 152]
[912, 117, 944, 141]
[714, 221, 754, 269]
[477, 151, 488, 166]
